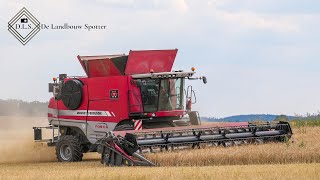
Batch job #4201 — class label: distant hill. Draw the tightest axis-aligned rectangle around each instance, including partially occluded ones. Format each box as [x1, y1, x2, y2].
[202, 114, 296, 122]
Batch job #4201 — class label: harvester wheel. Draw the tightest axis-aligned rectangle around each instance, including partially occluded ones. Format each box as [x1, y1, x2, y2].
[56, 135, 83, 162]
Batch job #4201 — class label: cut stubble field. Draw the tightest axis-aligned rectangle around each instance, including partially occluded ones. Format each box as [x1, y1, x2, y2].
[0, 117, 319, 179]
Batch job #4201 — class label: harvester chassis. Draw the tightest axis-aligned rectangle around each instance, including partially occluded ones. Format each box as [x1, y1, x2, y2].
[33, 49, 293, 166]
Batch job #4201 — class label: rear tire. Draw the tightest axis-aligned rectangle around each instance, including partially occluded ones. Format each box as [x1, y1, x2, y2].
[56, 135, 83, 162]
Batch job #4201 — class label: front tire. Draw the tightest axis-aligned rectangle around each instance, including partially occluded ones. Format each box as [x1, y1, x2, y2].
[55, 135, 83, 162]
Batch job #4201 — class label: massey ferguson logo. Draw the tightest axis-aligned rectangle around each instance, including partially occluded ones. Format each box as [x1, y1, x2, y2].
[8, 7, 40, 45]
[110, 90, 119, 99]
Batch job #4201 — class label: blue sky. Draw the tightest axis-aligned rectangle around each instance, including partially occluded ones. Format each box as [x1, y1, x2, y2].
[0, 0, 319, 117]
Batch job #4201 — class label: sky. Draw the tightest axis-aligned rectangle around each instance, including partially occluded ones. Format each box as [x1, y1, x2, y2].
[0, 0, 320, 117]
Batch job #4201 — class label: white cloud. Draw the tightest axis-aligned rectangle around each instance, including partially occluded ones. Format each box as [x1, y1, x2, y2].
[0, 16, 6, 25]
[96, 0, 135, 5]
[213, 10, 300, 33]
[207, 0, 229, 6]
[0, 0, 319, 116]
[172, 0, 188, 13]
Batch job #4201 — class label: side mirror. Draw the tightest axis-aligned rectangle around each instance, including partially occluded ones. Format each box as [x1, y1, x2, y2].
[202, 76, 207, 84]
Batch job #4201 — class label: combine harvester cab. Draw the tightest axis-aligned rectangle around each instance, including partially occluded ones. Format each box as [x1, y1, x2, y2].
[33, 49, 292, 165]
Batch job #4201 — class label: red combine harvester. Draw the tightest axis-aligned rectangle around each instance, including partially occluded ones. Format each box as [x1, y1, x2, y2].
[34, 49, 292, 166]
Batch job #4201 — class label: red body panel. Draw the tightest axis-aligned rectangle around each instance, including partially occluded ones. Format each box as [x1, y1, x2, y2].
[128, 76, 143, 113]
[48, 50, 186, 127]
[125, 49, 178, 75]
[87, 100, 120, 123]
[86, 59, 122, 77]
[147, 110, 185, 117]
[77, 55, 125, 78]
[87, 76, 130, 121]
[48, 78, 89, 121]
[48, 97, 58, 117]
[48, 76, 143, 124]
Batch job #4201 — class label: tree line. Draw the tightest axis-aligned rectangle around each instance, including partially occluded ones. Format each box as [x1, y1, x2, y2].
[0, 99, 48, 116]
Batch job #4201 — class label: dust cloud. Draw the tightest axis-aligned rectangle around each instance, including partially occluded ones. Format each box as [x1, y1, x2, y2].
[0, 116, 56, 163]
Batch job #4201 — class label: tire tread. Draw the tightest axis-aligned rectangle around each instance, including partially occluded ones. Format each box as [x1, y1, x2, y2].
[55, 135, 83, 162]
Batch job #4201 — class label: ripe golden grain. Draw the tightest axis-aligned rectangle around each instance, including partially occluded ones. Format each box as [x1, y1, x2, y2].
[0, 117, 319, 179]
[146, 126, 320, 166]
[0, 162, 319, 180]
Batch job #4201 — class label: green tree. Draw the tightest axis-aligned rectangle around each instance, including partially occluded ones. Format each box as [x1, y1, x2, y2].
[274, 115, 289, 122]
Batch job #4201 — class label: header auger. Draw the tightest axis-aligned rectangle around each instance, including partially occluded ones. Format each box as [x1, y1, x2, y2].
[33, 49, 292, 166]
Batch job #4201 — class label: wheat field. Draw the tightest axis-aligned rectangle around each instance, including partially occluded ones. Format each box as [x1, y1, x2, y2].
[146, 126, 319, 166]
[1, 162, 320, 180]
[0, 117, 319, 179]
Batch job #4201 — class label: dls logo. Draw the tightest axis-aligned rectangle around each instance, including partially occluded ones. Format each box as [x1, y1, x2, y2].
[8, 7, 40, 45]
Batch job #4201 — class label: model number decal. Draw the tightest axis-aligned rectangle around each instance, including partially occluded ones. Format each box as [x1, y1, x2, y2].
[77, 111, 102, 115]
[88, 112, 102, 115]
[48, 109, 116, 117]
[95, 123, 108, 129]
